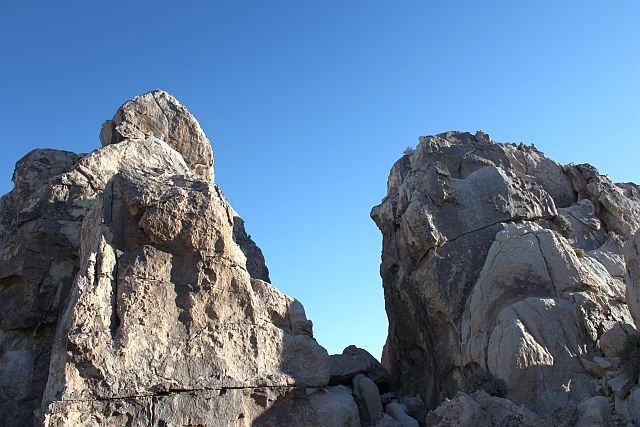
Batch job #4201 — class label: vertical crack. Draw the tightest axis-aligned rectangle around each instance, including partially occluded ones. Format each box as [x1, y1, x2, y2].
[109, 251, 121, 339]
[534, 233, 554, 294]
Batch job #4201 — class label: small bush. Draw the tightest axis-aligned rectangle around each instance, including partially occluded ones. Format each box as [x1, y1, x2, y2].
[574, 248, 585, 258]
[465, 370, 507, 398]
[403, 146, 415, 156]
[619, 333, 640, 380]
[553, 215, 573, 235]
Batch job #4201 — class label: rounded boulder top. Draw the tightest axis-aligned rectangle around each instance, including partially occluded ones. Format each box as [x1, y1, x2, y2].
[99, 89, 214, 182]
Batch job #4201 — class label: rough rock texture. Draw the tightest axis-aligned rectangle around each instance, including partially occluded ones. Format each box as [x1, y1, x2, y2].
[0, 149, 84, 425]
[43, 385, 362, 427]
[40, 164, 330, 414]
[575, 396, 613, 426]
[100, 90, 214, 181]
[372, 131, 640, 413]
[625, 231, 640, 328]
[385, 402, 419, 427]
[352, 373, 384, 425]
[425, 390, 590, 426]
[0, 91, 341, 426]
[425, 391, 540, 427]
[598, 322, 636, 358]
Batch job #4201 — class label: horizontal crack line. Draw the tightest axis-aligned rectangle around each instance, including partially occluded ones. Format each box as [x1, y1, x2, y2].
[51, 384, 311, 404]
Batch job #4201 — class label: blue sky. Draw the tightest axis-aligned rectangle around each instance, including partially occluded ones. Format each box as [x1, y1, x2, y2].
[1, 1, 638, 357]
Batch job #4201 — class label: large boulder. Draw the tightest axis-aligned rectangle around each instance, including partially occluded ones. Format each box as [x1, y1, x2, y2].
[372, 131, 640, 411]
[100, 90, 214, 182]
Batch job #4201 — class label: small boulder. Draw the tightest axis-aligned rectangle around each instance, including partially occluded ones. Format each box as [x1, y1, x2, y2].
[529, 401, 578, 427]
[425, 393, 490, 427]
[576, 396, 613, 426]
[581, 357, 607, 378]
[397, 395, 426, 422]
[352, 374, 384, 425]
[385, 402, 419, 427]
[609, 373, 634, 399]
[593, 356, 613, 370]
[600, 323, 636, 358]
[330, 345, 390, 388]
[471, 390, 538, 425]
[377, 414, 402, 427]
[307, 386, 362, 427]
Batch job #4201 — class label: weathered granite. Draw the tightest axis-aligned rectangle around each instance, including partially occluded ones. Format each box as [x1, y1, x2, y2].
[100, 90, 214, 181]
[0, 91, 351, 426]
[372, 131, 640, 412]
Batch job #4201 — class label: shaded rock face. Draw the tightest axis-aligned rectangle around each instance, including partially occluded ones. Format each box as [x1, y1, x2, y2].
[625, 231, 640, 328]
[0, 90, 338, 426]
[0, 149, 84, 425]
[233, 216, 271, 283]
[371, 131, 640, 412]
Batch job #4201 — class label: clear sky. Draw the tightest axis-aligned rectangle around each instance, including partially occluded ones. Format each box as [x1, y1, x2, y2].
[1, 1, 638, 358]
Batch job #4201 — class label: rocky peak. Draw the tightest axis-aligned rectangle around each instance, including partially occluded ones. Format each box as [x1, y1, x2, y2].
[99, 90, 215, 182]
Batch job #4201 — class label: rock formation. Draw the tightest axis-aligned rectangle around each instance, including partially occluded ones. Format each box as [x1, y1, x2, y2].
[0, 91, 379, 426]
[372, 131, 640, 423]
[4, 90, 639, 426]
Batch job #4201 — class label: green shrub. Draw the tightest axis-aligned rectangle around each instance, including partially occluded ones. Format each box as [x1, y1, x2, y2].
[465, 370, 507, 398]
[619, 333, 640, 380]
[553, 215, 573, 235]
[574, 248, 585, 258]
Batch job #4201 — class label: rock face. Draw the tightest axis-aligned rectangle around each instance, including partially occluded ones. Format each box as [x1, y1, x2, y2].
[0, 90, 339, 426]
[372, 131, 640, 413]
[0, 149, 84, 425]
[40, 162, 331, 422]
[625, 231, 640, 328]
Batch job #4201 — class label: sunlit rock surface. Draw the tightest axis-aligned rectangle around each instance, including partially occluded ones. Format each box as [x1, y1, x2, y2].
[0, 91, 361, 426]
